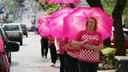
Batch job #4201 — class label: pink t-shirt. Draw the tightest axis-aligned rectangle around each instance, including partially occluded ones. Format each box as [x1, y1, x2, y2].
[57, 41, 66, 54]
[76, 30, 103, 63]
[64, 37, 79, 58]
[57, 37, 69, 54]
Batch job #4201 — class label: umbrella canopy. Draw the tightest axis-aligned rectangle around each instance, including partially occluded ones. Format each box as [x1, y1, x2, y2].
[63, 7, 114, 40]
[37, 16, 51, 36]
[46, 0, 80, 4]
[48, 7, 75, 39]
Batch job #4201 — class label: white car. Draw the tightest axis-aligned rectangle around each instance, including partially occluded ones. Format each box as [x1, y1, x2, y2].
[2, 23, 23, 45]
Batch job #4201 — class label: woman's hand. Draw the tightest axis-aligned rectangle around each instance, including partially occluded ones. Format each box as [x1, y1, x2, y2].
[85, 44, 103, 51]
[85, 44, 95, 50]
[81, 39, 89, 44]
[62, 44, 69, 49]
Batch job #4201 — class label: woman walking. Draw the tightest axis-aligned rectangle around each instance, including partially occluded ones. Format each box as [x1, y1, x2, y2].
[48, 36, 58, 66]
[40, 36, 48, 58]
[61, 37, 79, 72]
[71, 17, 104, 72]
[54, 37, 69, 72]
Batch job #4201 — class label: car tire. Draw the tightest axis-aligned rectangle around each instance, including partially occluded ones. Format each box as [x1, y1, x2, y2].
[8, 57, 11, 63]
[26, 34, 28, 37]
[20, 40, 23, 45]
[7, 68, 10, 72]
[7, 52, 11, 63]
[8, 54, 11, 63]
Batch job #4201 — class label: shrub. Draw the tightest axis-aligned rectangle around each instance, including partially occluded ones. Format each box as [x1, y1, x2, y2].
[99, 47, 117, 69]
[101, 47, 117, 56]
[126, 49, 128, 56]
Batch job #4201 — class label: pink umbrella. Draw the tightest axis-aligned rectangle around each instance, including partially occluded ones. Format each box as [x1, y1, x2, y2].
[63, 7, 114, 40]
[48, 7, 75, 39]
[37, 16, 51, 36]
[46, 0, 80, 4]
[51, 7, 75, 18]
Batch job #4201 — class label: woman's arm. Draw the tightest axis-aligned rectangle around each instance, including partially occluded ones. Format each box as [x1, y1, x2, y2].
[71, 39, 88, 48]
[94, 44, 104, 51]
[71, 40, 80, 48]
[86, 44, 104, 51]
[54, 38, 59, 50]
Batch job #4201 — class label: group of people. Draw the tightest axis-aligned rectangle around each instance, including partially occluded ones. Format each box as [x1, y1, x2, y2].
[40, 17, 104, 72]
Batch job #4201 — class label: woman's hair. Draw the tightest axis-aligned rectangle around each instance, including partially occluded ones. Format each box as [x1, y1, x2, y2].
[86, 17, 97, 31]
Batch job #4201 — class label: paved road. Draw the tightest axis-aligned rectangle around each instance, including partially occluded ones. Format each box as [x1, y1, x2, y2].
[10, 32, 115, 72]
[10, 32, 60, 72]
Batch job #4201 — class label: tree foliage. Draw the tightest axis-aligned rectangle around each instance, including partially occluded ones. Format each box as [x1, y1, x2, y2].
[101, 0, 128, 23]
[112, 0, 127, 56]
[123, 2, 128, 23]
[35, 0, 64, 14]
[36, 0, 76, 14]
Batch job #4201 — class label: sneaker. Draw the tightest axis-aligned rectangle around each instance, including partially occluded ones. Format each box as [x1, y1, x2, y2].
[42, 55, 44, 58]
[51, 63, 55, 67]
[45, 56, 47, 58]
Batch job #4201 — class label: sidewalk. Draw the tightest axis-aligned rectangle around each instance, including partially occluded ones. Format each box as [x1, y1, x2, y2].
[52, 60, 116, 72]
[98, 70, 115, 72]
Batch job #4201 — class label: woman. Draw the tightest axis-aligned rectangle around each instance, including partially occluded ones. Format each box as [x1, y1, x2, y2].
[65, 38, 79, 72]
[48, 35, 58, 66]
[40, 36, 48, 58]
[54, 37, 68, 72]
[71, 17, 104, 72]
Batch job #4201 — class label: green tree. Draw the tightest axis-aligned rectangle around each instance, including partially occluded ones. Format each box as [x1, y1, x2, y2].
[123, 2, 128, 23]
[35, 0, 76, 14]
[112, 0, 127, 56]
[101, 0, 128, 23]
[35, 0, 63, 14]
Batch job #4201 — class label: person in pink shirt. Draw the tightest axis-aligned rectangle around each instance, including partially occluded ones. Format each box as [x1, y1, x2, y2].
[48, 35, 58, 66]
[40, 35, 48, 58]
[71, 17, 104, 72]
[54, 37, 68, 72]
[64, 38, 79, 72]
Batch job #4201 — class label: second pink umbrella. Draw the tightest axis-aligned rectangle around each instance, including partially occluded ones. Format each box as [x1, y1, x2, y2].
[37, 16, 51, 36]
[48, 7, 75, 39]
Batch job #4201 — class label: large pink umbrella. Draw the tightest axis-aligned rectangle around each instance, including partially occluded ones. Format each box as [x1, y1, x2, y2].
[46, 0, 80, 4]
[63, 7, 114, 40]
[48, 7, 75, 39]
[37, 16, 51, 36]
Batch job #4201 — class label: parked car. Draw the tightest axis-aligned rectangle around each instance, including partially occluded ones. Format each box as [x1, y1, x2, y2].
[0, 25, 19, 63]
[0, 34, 19, 72]
[29, 25, 37, 32]
[2, 23, 23, 45]
[20, 24, 28, 37]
